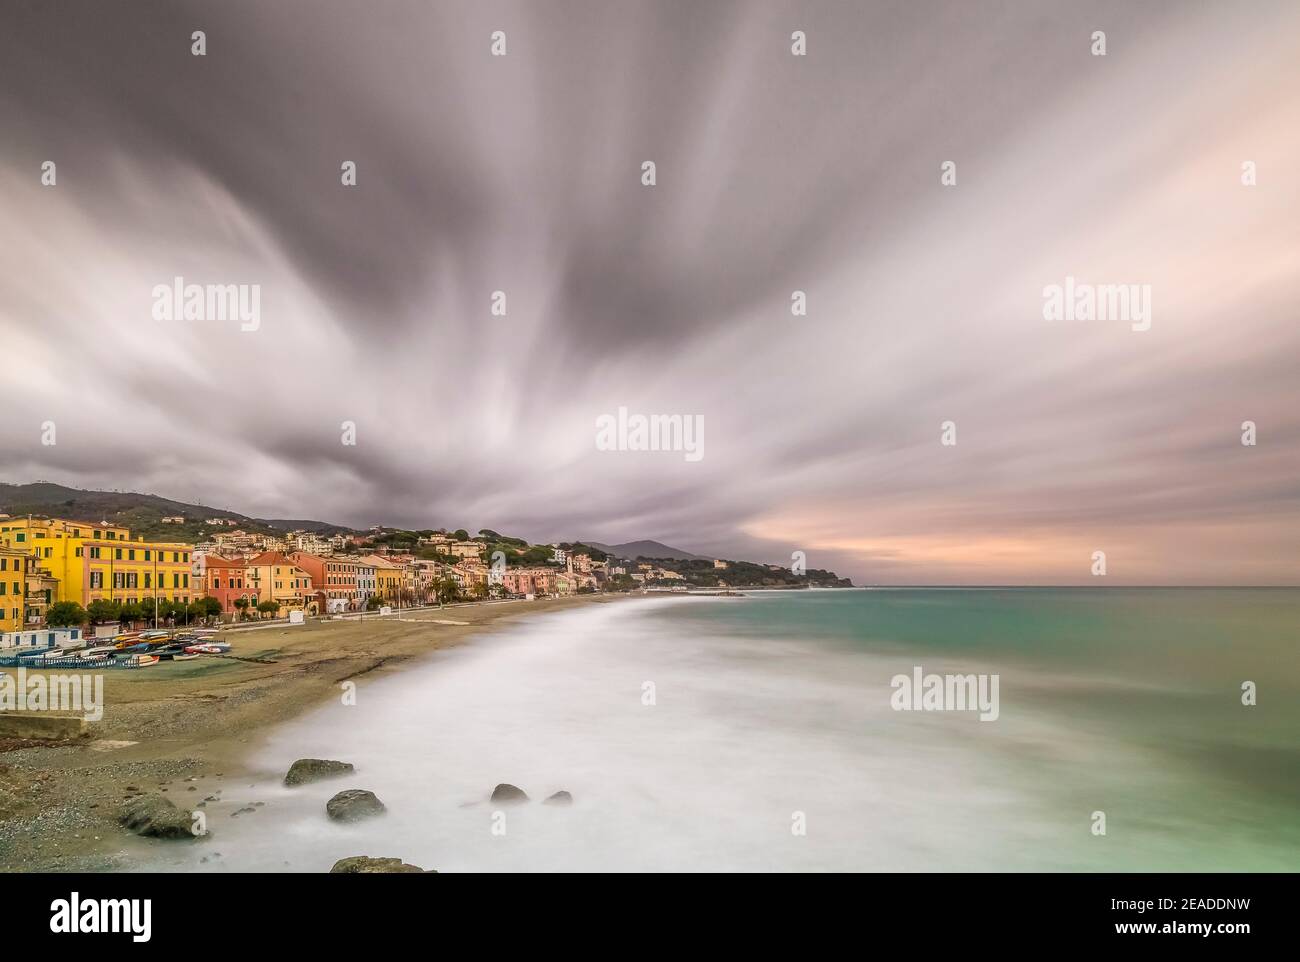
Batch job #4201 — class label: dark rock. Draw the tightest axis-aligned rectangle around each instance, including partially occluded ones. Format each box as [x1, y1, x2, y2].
[329, 855, 434, 874]
[543, 791, 573, 806]
[326, 789, 386, 822]
[119, 794, 202, 839]
[490, 783, 529, 804]
[284, 758, 355, 786]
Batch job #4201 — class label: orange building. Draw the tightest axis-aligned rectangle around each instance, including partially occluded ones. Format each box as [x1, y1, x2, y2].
[289, 552, 360, 611]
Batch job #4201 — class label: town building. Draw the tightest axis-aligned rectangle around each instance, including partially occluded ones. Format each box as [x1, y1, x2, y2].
[355, 561, 377, 607]
[201, 554, 259, 614]
[290, 532, 334, 555]
[360, 554, 404, 602]
[0, 518, 195, 609]
[0, 546, 27, 633]
[500, 567, 556, 598]
[246, 551, 317, 613]
[1, 626, 83, 651]
[445, 541, 485, 561]
[290, 551, 360, 611]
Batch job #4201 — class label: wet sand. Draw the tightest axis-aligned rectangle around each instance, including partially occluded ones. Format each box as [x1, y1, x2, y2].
[0, 594, 623, 872]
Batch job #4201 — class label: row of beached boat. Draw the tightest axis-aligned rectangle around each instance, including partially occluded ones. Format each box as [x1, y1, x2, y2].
[1, 628, 232, 669]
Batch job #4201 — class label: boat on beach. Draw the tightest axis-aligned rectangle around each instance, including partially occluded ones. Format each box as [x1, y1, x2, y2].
[118, 653, 160, 668]
[184, 642, 231, 654]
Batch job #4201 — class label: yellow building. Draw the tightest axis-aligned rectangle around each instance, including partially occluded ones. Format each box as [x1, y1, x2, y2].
[0, 517, 195, 610]
[360, 555, 404, 601]
[245, 551, 316, 613]
[0, 547, 28, 633]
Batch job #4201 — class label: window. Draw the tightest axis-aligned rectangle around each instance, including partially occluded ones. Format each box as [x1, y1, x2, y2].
[76, 547, 83, 557]
[144, 573, 151, 589]
[144, 550, 151, 561]
[90, 571, 103, 590]
[128, 549, 136, 560]
[115, 548, 123, 560]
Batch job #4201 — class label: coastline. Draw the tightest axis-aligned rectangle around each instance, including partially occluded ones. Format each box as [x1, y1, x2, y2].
[0, 593, 626, 872]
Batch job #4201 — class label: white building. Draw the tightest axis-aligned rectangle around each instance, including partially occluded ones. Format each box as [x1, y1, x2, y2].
[2, 627, 83, 651]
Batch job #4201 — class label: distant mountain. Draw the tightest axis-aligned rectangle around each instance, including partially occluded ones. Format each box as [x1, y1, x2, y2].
[585, 540, 712, 562]
[0, 482, 355, 542]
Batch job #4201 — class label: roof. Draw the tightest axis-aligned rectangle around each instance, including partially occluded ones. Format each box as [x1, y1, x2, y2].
[247, 551, 298, 566]
[203, 555, 246, 568]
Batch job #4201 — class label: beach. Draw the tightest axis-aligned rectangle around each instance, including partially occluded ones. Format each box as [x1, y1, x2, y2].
[132, 587, 1295, 874]
[0, 594, 622, 872]
[5, 588, 1297, 873]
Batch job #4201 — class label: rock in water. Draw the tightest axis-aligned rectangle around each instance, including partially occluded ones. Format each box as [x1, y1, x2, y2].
[330, 856, 433, 874]
[326, 789, 387, 822]
[284, 758, 355, 786]
[490, 783, 529, 804]
[120, 794, 201, 839]
[543, 791, 573, 806]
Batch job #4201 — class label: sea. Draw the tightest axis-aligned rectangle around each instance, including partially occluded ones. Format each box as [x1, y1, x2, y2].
[132, 588, 1300, 872]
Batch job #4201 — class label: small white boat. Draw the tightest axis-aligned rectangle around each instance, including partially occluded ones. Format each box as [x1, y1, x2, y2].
[185, 642, 231, 655]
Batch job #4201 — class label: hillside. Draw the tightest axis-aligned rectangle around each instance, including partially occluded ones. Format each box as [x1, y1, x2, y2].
[585, 540, 710, 562]
[0, 482, 354, 543]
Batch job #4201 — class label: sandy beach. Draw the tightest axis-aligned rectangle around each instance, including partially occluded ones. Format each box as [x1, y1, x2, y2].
[0, 594, 622, 872]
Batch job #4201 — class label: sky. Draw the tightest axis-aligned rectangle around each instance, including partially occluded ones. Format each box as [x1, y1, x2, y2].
[1, 1, 1297, 584]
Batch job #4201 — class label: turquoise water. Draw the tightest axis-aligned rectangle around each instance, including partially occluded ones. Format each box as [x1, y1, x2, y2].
[660, 588, 1300, 871]
[137, 590, 1298, 872]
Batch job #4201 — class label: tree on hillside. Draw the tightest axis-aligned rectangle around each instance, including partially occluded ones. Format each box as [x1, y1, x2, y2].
[453, 529, 469, 541]
[46, 601, 86, 628]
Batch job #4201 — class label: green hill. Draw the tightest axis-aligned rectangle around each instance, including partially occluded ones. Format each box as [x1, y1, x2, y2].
[0, 482, 354, 543]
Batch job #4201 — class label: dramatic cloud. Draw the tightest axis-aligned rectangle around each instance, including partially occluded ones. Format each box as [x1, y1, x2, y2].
[1, 0, 1297, 583]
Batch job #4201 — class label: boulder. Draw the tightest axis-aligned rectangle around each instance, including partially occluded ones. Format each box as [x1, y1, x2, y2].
[490, 783, 529, 804]
[326, 789, 386, 822]
[543, 791, 573, 806]
[120, 794, 201, 839]
[284, 758, 355, 786]
[330, 856, 433, 874]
